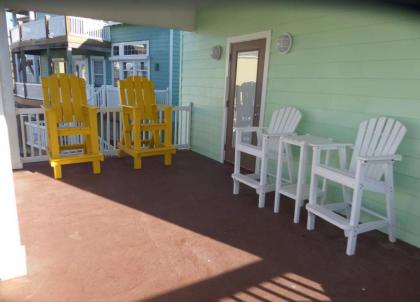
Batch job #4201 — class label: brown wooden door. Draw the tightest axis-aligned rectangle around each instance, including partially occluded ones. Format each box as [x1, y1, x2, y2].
[224, 39, 266, 170]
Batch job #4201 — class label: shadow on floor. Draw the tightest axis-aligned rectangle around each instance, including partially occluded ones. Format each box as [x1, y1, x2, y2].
[11, 151, 420, 302]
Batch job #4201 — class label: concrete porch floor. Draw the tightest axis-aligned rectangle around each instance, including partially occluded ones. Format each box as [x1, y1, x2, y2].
[1, 151, 419, 302]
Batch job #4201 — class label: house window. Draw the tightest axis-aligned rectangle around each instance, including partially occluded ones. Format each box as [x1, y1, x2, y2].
[123, 43, 147, 55]
[112, 45, 119, 56]
[111, 41, 149, 59]
[112, 60, 149, 86]
[111, 41, 150, 86]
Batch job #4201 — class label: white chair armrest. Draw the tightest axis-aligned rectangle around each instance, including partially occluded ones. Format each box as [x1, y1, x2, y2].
[233, 126, 261, 133]
[262, 132, 294, 138]
[358, 154, 402, 163]
[313, 143, 354, 150]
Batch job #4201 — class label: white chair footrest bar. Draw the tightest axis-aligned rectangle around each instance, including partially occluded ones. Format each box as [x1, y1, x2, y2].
[306, 204, 351, 231]
[324, 202, 350, 212]
[278, 183, 326, 200]
[236, 143, 263, 158]
[232, 173, 276, 192]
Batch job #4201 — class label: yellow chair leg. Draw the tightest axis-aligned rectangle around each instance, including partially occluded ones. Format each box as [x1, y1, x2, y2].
[117, 149, 125, 158]
[134, 156, 142, 169]
[164, 154, 172, 166]
[53, 164, 62, 179]
[92, 161, 101, 174]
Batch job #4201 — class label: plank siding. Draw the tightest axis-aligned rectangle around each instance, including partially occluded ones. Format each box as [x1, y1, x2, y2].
[110, 24, 181, 104]
[180, 3, 420, 247]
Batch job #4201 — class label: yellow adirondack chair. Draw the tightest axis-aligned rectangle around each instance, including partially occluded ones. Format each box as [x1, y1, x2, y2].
[41, 74, 104, 179]
[118, 76, 176, 169]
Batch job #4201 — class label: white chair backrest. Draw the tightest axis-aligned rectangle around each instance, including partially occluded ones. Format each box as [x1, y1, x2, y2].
[267, 107, 302, 135]
[349, 117, 407, 180]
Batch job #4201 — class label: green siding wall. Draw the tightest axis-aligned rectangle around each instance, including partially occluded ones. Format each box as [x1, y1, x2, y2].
[180, 3, 420, 247]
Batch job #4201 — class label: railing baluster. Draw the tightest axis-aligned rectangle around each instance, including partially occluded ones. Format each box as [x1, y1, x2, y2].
[28, 115, 35, 157]
[106, 111, 111, 152]
[174, 108, 178, 146]
[36, 113, 41, 156]
[112, 111, 117, 150]
[20, 114, 27, 158]
[100, 111, 104, 151]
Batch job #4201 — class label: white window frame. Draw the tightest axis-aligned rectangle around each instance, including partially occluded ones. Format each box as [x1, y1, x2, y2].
[111, 60, 150, 87]
[72, 55, 88, 83]
[110, 40, 149, 60]
[90, 56, 106, 88]
[52, 57, 66, 74]
[110, 41, 151, 87]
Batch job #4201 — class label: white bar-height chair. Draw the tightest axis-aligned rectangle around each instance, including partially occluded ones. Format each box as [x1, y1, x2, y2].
[232, 107, 302, 208]
[274, 134, 333, 223]
[306, 117, 407, 256]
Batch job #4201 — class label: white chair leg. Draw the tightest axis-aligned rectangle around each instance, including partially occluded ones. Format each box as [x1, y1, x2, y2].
[258, 155, 268, 208]
[233, 180, 239, 195]
[307, 148, 321, 230]
[274, 141, 284, 213]
[346, 230, 358, 256]
[338, 147, 351, 217]
[345, 161, 365, 256]
[233, 131, 241, 195]
[294, 145, 307, 223]
[385, 163, 396, 243]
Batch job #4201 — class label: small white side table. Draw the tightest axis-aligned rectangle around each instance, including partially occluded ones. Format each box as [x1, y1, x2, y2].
[274, 134, 332, 223]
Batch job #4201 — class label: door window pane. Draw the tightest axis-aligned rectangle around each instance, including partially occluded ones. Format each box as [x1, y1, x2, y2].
[113, 62, 121, 86]
[92, 59, 104, 87]
[233, 50, 259, 145]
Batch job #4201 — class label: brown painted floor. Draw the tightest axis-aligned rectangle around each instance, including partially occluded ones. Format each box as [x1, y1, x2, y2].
[1, 151, 420, 302]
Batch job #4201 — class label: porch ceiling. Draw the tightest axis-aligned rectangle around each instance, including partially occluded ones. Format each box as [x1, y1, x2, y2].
[4, 0, 199, 31]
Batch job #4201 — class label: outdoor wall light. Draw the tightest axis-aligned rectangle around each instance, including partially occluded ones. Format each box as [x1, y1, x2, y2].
[211, 45, 222, 60]
[277, 33, 293, 54]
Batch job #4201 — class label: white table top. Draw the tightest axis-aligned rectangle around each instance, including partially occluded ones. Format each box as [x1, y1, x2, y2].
[281, 134, 332, 147]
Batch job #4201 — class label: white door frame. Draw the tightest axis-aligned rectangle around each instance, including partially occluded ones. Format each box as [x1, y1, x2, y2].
[72, 55, 88, 83]
[219, 30, 272, 163]
[90, 56, 106, 87]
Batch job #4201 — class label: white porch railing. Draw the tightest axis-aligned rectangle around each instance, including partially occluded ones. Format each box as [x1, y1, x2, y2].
[68, 17, 110, 41]
[15, 82, 171, 107]
[9, 15, 110, 43]
[16, 104, 192, 163]
[21, 19, 46, 41]
[49, 16, 66, 38]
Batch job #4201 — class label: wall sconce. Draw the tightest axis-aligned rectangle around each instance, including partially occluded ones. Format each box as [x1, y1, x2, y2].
[277, 33, 293, 54]
[211, 45, 222, 60]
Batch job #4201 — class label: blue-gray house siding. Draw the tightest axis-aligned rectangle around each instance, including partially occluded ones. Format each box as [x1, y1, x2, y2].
[109, 24, 180, 105]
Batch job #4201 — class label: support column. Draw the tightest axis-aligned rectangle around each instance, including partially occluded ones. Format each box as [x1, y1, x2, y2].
[0, 5, 22, 170]
[46, 47, 53, 75]
[0, 3, 27, 281]
[11, 52, 18, 93]
[66, 47, 73, 74]
[20, 49, 27, 98]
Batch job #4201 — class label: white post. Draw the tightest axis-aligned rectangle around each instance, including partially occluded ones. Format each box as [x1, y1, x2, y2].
[0, 4, 27, 280]
[0, 5, 22, 169]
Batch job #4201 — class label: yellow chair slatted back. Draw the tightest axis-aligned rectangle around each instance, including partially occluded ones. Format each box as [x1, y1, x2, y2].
[42, 74, 88, 123]
[118, 76, 157, 121]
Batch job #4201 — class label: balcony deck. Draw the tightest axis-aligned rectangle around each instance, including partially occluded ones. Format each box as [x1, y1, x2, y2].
[2, 151, 420, 301]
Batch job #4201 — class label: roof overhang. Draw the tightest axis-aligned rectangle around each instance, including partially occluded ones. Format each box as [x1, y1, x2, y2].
[4, 0, 198, 31]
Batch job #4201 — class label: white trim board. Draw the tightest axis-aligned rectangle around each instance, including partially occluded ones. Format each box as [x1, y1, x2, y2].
[219, 30, 272, 163]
